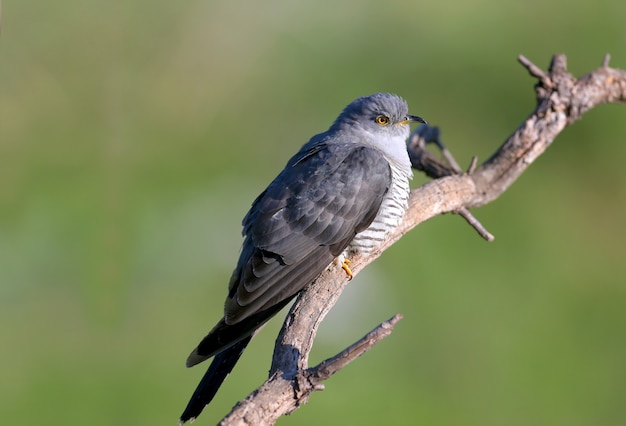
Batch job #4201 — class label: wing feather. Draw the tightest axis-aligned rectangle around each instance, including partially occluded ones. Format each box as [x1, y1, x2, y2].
[192, 139, 393, 359]
[225, 140, 392, 324]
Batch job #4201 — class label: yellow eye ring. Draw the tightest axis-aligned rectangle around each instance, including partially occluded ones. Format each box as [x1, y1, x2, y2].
[375, 115, 390, 126]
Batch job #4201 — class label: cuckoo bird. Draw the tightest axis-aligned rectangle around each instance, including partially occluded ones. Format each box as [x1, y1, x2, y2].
[180, 93, 425, 423]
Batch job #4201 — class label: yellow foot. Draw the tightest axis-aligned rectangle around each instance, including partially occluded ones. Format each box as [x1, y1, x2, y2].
[341, 258, 353, 280]
[333, 255, 354, 280]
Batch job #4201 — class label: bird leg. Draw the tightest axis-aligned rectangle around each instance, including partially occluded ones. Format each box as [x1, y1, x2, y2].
[341, 259, 353, 280]
[333, 255, 354, 280]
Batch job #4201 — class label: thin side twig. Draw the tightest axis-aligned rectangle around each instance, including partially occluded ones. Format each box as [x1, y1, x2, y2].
[456, 207, 495, 242]
[220, 315, 404, 425]
[518, 54, 554, 88]
[308, 314, 403, 383]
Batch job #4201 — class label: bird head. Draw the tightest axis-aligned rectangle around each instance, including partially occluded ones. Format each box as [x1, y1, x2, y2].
[330, 93, 426, 139]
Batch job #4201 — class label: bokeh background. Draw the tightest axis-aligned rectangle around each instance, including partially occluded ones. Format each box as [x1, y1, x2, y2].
[2, 0, 626, 425]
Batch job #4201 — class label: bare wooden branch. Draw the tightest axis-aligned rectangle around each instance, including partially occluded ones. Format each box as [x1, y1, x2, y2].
[220, 315, 403, 425]
[220, 314, 402, 426]
[220, 54, 626, 424]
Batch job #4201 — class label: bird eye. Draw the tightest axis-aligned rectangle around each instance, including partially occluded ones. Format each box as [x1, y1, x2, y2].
[375, 115, 390, 126]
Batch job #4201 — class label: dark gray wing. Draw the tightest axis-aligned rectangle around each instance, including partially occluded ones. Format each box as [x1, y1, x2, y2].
[189, 139, 392, 364]
[225, 140, 391, 323]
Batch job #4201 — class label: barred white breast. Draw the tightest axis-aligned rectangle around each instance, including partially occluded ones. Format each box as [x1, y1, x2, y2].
[348, 154, 412, 255]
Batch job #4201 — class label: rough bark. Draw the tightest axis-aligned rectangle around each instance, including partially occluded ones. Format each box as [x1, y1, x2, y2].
[219, 54, 626, 425]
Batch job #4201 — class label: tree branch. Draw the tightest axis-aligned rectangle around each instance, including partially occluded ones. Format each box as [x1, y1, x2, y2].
[220, 53, 626, 424]
[220, 315, 403, 425]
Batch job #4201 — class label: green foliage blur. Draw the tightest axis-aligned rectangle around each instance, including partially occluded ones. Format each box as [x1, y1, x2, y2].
[2, 1, 626, 424]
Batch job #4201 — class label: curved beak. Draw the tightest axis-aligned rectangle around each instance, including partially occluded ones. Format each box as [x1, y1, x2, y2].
[405, 114, 426, 125]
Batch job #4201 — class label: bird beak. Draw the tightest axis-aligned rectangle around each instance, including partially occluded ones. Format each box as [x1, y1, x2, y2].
[402, 115, 426, 125]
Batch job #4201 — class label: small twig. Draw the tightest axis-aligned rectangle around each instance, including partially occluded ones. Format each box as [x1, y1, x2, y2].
[467, 155, 478, 174]
[518, 54, 554, 88]
[602, 53, 611, 68]
[407, 126, 457, 179]
[308, 314, 403, 383]
[408, 125, 493, 242]
[548, 54, 568, 75]
[439, 146, 463, 174]
[456, 207, 495, 242]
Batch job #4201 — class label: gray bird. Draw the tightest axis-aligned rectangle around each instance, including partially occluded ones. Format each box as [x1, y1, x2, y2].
[180, 93, 425, 423]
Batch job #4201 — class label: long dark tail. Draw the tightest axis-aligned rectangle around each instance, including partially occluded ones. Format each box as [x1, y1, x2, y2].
[179, 335, 253, 424]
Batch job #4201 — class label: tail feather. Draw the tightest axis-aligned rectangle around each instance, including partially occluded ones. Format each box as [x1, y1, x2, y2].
[180, 297, 296, 423]
[179, 335, 253, 424]
[186, 299, 294, 368]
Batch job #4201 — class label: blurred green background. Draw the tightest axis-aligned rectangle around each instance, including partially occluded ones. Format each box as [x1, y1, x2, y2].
[2, 0, 626, 425]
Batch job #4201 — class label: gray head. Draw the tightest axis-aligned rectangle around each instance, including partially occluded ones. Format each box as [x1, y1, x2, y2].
[329, 93, 425, 138]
